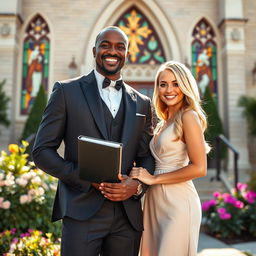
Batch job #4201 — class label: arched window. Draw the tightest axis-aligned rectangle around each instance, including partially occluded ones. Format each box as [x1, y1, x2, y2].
[191, 18, 217, 101]
[115, 6, 166, 65]
[20, 14, 50, 115]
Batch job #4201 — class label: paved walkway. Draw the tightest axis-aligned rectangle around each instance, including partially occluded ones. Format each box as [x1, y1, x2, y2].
[198, 232, 256, 256]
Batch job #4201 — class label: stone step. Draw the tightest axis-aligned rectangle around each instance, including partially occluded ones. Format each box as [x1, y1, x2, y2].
[194, 169, 229, 203]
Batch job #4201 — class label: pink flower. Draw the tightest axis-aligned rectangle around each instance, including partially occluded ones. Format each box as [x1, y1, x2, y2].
[244, 191, 256, 204]
[237, 183, 248, 191]
[219, 212, 232, 220]
[223, 194, 236, 205]
[28, 228, 33, 233]
[213, 191, 221, 198]
[217, 207, 226, 214]
[10, 228, 16, 234]
[202, 202, 210, 211]
[222, 193, 231, 199]
[11, 237, 19, 244]
[209, 199, 217, 207]
[2, 201, 11, 209]
[202, 199, 216, 211]
[20, 232, 30, 238]
[234, 200, 244, 208]
[19, 195, 29, 204]
[217, 208, 232, 219]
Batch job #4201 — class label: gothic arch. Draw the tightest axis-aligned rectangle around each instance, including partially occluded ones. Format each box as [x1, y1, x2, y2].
[17, 13, 53, 118]
[114, 5, 166, 65]
[81, 0, 181, 76]
[189, 17, 219, 101]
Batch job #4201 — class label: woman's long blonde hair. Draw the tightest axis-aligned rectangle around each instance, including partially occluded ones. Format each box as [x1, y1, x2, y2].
[153, 61, 210, 151]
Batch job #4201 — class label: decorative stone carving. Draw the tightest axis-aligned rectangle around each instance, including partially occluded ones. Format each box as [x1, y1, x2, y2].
[122, 64, 160, 81]
[0, 24, 11, 37]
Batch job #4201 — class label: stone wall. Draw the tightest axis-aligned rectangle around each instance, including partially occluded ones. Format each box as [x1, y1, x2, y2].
[0, 0, 255, 168]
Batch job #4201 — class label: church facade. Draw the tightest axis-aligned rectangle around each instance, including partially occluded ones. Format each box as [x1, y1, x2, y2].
[0, 0, 255, 169]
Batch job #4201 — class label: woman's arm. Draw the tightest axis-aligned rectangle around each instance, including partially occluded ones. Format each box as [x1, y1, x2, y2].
[130, 110, 207, 185]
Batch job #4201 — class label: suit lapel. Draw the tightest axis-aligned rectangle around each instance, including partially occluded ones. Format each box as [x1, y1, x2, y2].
[121, 84, 136, 146]
[79, 71, 108, 140]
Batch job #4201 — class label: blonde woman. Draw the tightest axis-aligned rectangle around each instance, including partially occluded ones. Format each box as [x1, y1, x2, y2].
[130, 61, 210, 256]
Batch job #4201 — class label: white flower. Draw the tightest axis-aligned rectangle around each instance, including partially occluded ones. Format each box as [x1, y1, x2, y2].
[4, 174, 15, 186]
[36, 169, 44, 175]
[22, 172, 32, 180]
[21, 166, 30, 172]
[28, 189, 36, 196]
[0, 173, 4, 180]
[9, 242, 17, 253]
[8, 165, 15, 170]
[16, 178, 28, 187]
[19, 195, 29, 204]
[2, 200, 11, 209]
[0, 180, 5, 187]
[50, 183, 57, 191]
[31, 176, 41, 184]
[6, 173, 15, 180]
[42, 183, 49, 190]
[30, 171, 37, 178]
[37, 187, 45, 196]
[27, 194, 33, 203]
[17, 241, 24, 249]
[28, 161, 35, 166]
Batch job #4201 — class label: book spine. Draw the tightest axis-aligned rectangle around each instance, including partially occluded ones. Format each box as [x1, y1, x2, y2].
[118, 146, 122, 174]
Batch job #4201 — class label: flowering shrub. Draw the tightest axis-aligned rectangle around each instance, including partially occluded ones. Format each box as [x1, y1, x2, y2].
[202, 182, 256, 238]
[0, 228, 60, 255]
[0, 141, 61, 237]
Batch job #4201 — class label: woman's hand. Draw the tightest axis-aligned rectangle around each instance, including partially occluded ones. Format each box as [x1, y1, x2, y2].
[130, 167, 156, 185]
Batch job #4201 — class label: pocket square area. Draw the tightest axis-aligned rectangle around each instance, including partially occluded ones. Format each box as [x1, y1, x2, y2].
[136, 113, 146, 117]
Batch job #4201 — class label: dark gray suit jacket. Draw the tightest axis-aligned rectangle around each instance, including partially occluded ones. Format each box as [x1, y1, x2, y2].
[32, 71, 155, 231]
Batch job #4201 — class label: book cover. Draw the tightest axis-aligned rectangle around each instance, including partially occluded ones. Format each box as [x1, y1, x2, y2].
[78, 135, 123, 183]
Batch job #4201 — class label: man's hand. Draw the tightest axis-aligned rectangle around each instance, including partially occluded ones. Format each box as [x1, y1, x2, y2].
[99, 174, 139, 201]
[91, 182, 100, 190]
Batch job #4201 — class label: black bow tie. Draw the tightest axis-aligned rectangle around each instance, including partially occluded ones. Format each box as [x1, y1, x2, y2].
[102, 77, 123, 91]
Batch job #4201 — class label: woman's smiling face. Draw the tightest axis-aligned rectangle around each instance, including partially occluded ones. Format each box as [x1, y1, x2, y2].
[158, 69, 185, 112]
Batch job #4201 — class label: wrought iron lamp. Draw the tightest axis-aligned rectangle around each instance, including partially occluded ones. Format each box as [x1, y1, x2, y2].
[252, 62, 256, 84]
[68, 56, 78, 78]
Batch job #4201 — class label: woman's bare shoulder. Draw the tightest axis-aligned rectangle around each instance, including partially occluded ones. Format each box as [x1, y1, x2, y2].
[182, 110, 200, 124]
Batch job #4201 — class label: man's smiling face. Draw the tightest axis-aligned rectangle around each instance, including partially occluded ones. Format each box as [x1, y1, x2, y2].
[93, 28, 129, 80]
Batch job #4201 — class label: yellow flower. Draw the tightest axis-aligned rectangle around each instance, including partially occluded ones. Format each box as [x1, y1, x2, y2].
[33, 230, 41, 237]
[8, 144, 19, 153]
[21, 140, 29, 148]
[46, 233, 52, 239]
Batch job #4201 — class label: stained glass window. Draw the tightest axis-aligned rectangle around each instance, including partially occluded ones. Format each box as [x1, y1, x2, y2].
[114, 6, 166, 64]
[191, 18, 217, 101]
[20, 14, 50, 115]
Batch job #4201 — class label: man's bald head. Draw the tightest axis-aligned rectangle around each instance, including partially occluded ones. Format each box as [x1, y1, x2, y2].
[95, 26, 129, 47]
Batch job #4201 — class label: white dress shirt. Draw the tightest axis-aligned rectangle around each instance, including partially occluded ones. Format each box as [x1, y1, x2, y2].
[94, 69, 123, 118]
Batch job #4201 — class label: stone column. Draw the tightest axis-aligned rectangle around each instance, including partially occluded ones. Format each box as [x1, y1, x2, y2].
[0, 0, 22, 149]
[218, 0, 249, 169]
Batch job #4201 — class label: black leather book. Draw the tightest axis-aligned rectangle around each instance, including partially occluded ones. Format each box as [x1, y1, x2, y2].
[78, 135, 123, 183]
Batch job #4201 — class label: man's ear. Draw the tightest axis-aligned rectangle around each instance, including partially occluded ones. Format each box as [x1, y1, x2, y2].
[125, 51, 130, 63]
[92, 47, 96, 58]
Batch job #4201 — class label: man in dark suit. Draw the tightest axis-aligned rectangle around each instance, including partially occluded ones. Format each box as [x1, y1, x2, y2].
[32, 26, 155, 256]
